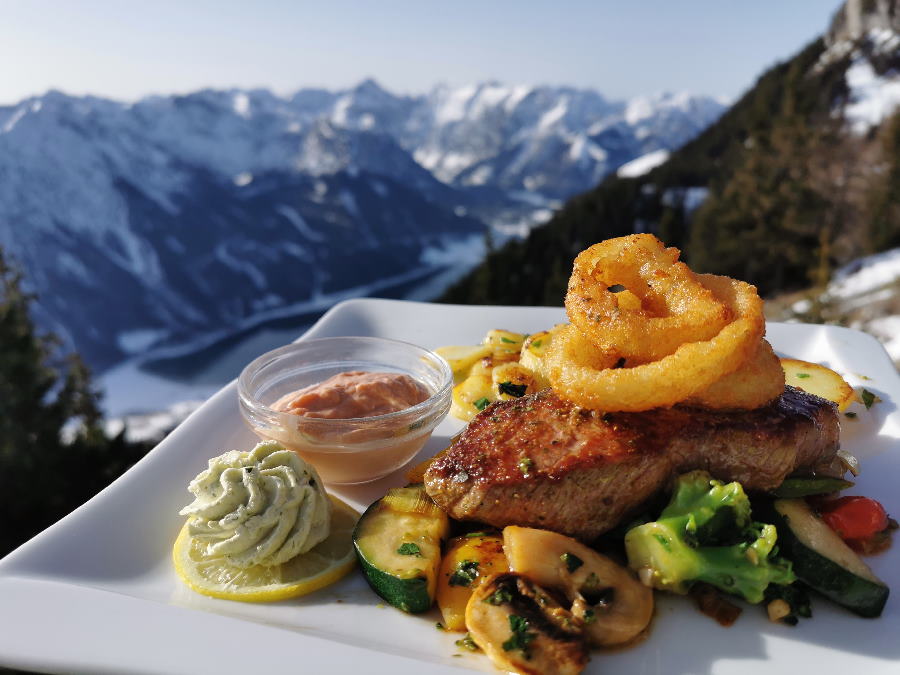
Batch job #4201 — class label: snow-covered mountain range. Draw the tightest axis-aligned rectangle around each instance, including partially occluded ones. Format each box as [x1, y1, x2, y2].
[0, 82, 725, 368]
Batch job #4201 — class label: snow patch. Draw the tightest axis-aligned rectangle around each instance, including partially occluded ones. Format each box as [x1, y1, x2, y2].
[617, 149, 670, 177]
[233, 172, 253, 186]
[844, 57, 900, 134]
[568, 135, 607, 163]
[56, 250, 94, 285]
[433, 85, 477, 124]
[276, 204, 325, 242]
[419, 233, 486, 268]
[338, 189, 360, 217]
[466, 165, 493, 185]
[117, 329, 169, 354]
[359, 113, 375, 130]
[1, 105, 28, 133]
[214, 242, 267, 289]
[369, 179, 388, 197]
[232, 92, 251, 118]
[100, 359, 218, 417]
[538, 98, 569, 130]
[106, 399, 204, 443]
[828, 247, 900, 299]
[505, 85, 533, 111]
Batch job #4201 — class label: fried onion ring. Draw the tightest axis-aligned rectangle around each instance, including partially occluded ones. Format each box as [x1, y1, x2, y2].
[683, 338, 785, 410]
[547, 273, 765, 411]
[565, 235, 731, 361]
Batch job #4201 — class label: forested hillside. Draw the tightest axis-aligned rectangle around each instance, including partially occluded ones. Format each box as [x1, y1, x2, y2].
[441, 15, 900, 305]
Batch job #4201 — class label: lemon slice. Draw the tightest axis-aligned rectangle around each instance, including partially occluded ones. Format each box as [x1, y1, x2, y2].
[173, 496, 359, 602]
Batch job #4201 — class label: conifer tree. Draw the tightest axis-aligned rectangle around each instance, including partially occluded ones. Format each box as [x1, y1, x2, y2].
[0, 247, 150, 557]
[868, 112, 900, 252]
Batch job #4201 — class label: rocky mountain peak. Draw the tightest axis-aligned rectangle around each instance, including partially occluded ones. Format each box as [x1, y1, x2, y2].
[827, 0, 900, 46]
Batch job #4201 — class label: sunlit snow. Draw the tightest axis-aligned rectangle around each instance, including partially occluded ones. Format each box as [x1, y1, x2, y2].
[844, 58, 900, 134]
[617, 150, 670, 178]
[829, 248, 900, 299]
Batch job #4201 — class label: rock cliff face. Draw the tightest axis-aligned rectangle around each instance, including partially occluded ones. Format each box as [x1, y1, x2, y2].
[827, 0, 900, 46]
[0, 83, 724, 369]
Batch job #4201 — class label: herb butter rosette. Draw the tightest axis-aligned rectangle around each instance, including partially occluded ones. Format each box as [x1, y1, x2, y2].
[179, 440, 332, 568]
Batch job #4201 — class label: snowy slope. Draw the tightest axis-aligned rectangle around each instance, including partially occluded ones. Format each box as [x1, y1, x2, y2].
[0, 81, 725, 371]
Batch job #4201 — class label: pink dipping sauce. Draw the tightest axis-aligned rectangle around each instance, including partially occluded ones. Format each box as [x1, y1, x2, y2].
[274, 371, 428, 418]
[269, 371, 431, 484]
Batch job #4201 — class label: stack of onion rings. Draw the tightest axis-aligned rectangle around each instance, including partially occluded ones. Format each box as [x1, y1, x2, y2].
[566, 235, 731, 361]
[548, 236, 783, 412]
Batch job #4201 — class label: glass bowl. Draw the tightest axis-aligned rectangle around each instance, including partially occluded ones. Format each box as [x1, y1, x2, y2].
[238, 336, 453, 485]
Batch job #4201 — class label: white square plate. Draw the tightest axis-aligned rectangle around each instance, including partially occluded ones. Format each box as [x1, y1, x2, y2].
[1, 299, 898, 674]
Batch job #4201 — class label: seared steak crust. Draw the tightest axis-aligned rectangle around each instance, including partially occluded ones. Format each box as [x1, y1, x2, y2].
[424, 386, 840, 540]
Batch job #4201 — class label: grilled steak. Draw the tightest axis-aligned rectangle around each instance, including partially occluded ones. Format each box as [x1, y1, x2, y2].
[424, 386, 841, 541]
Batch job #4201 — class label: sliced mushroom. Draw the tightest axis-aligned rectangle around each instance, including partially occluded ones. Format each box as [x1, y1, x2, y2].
[466, 572, 588, 675]
[504, 526, 654, 647]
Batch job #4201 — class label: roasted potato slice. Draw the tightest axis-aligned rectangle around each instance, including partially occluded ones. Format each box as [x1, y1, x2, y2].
[436, 534, 508, 631]
[492, 362, 538, 400]
[780, 358, 856, 411]
[519, 332, 552, 390]
[450, 373, 494, 421]
[435, 344, 492, 382]
[483, 329, 527, 363]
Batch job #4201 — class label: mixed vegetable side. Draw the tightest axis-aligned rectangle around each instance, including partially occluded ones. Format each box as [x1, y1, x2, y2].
[352, 473, 892, 673]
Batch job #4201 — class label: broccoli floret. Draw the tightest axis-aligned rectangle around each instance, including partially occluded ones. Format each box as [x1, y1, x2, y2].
[624, 471, 795, 604]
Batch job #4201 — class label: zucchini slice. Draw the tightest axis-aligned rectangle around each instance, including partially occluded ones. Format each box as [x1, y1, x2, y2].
[771, 499, 889, 617]
[353, 486, 450, 613]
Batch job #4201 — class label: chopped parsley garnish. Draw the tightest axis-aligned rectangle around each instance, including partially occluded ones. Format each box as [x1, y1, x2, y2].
[518, 457, 534, 475]
[607, 284, 626, 293]
[795, 372, 811, 379]
[531, 339, 543, 348]
[474, 397, 491, 411]
[845, 411, 858, 419]
[435, 622, 445, 631]
[498, 381, 528, 397]
[465, 531, 489, 538]
[500, 336, 518, 344]
[485, 585, 514, 605]
[455, 633, 480, 651]
[397, 542, 422, 557]
[560, 552, 583, 573]
[582, 608, 597, 624]
[861, 388, 880, 409]
[449, 560, 480, 587]
[502, 615, 536, 658]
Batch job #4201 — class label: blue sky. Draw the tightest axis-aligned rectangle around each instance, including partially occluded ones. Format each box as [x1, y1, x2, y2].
[0, 0, 843, 104]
